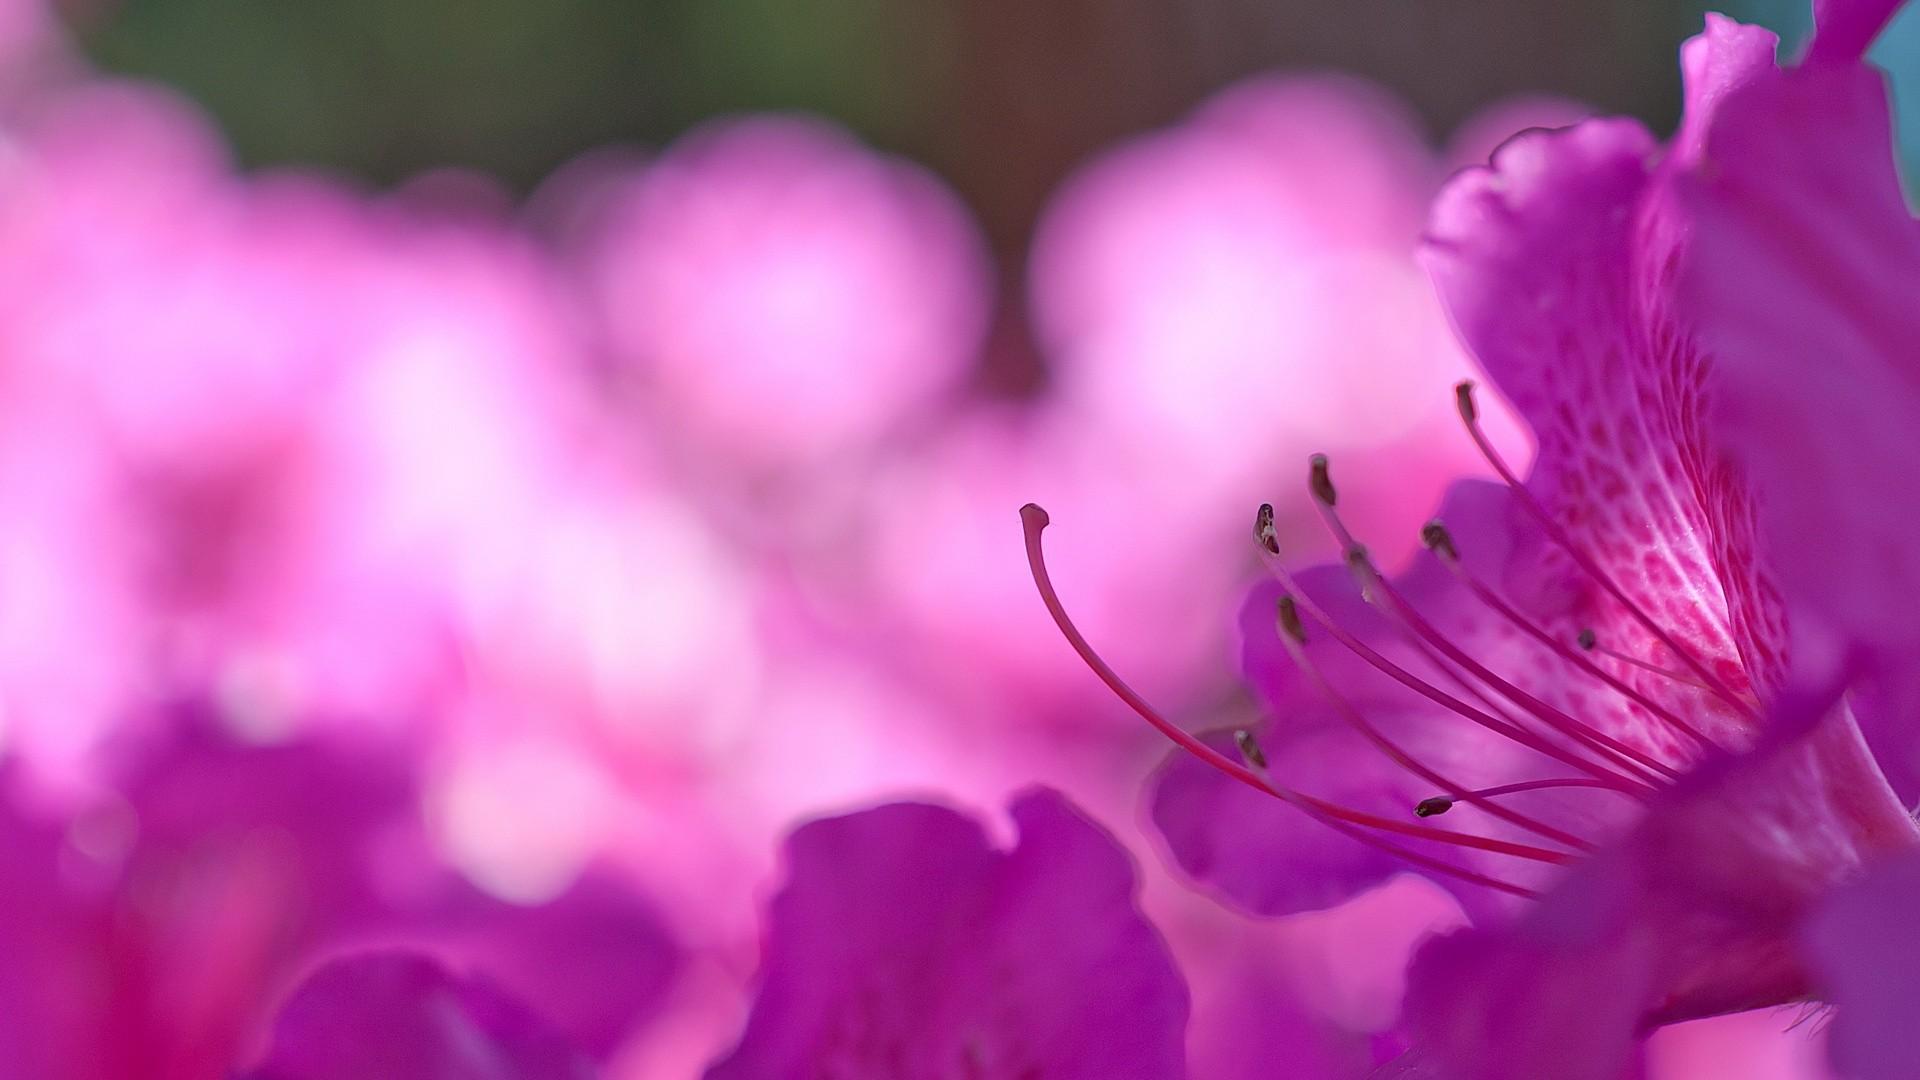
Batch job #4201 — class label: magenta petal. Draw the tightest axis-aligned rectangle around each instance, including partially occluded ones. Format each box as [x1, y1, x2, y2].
[1423, 27, 1790, 729]
[1804, 848, 1920, 1080]
[1806, 0, 1906, 64]
[1403, 699, 1916, 1073]
[1679, 63, 1920, 745]
[401, 871, 680, 1060]
[241, 951, 593, 1080]
[1672, 16, 1783, 164]
[1422, 118, 1773, 701]
[1423, 116, 1658, 419]
[1151, 728, 1404, 917]
[1403, 897, 1653, 1080]
[707, 789, 1187, 1080]
[0, 788, 95, 1079]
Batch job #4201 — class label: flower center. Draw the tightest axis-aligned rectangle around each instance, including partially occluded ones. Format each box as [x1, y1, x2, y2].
[1022, 382, 1767, 901]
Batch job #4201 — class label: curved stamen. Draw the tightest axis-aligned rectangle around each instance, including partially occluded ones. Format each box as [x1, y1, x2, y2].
[1298, 468, 1681, 785]
[1297, 478, 1658, 776]
[1252, 508, 1655, 796]
[1344, 544, 1684, 784]
[1274, 597, 1596, 853]
[1022, 503, 1576, 865]
[1413, 777, 1643, 818]
[1422, 520, 1724, 755]
[1454, 381, 1760, 721]
[1234, 731, 1540, 899]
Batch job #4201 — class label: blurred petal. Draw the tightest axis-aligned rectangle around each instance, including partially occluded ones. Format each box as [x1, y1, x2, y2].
[242, 951, 592, 1080]
[1804, 847, 1920, 1080]
[1807, 0, 1906, 64]
[1151, 728, 1405, 917]
[708, 789, 1187, 1079]
[16, 717, 677, 1076]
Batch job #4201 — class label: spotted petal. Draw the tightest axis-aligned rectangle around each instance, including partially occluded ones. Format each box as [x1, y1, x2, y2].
[1423, 19, 1784, 758]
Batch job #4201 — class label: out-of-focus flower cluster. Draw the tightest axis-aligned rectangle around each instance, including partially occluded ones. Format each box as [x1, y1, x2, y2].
[0, 6, 1857, 1078]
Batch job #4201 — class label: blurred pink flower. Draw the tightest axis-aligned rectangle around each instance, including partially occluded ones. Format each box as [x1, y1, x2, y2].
[867, 405, 1237, 719]
[1029, 74, 1533, 565]
[708, 789, 1186, 1079]
[585, 115, 992, 470]
[0, 78, 631, 763]
[0, 712, 676, 1080]
[953, 76, 1545, 745]
[0, 82, 263, 779]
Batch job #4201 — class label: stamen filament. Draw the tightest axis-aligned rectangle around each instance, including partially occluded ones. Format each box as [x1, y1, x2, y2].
[1583, 632, 1720, 693]
[1251, 531, 1655, 796]
[1022, 504, 1576, 865]
[1303, 472, 1672, 786]
[1414, 777, 1641, 818]
[1298, 464, 1679, 785]
[1273, 599, 1596, 852]
[1454, 381, 1760, 721]
[1349, 548, 1684, 784]
[1233, 731, 1541, 899]
[1424, 525, 1724, 755]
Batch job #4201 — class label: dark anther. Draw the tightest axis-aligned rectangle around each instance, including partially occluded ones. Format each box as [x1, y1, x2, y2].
[1415, 796, 1454, 818]
[1276, 595, 1308, 643]
[1233, 729, 1269, 770]
[1455, 380, 1478, 423]
[1308, 454, 1337, 507]
[1255, 503, 1280, 555]
[1420, 519, 1459, 561]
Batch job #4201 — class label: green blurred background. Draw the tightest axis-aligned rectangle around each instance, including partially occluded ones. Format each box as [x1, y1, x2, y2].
[70, 0, 1916, 279]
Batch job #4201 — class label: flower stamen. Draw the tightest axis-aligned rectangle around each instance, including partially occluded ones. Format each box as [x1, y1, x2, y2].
[1413, 778, 1644, 818]
[1422, 519, 1725, 755]
[1274, 596, 1597, 852]
[1579, 628, 1721, 694]
[1233, 731, 1541, 899]
[1304, 459, 1682, 785]
[1021, 503, 1577, 868]
[1250, 512, 1657, 796]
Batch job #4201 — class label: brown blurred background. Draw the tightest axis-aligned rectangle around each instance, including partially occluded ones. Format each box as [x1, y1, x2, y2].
[72, 0, 1911, 387]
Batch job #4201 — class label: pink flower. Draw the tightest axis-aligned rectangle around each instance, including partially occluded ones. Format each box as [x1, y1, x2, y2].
[0, 712, 676, 1079]
[707, 789, 1187, 1079]
[583, 115, 992, 471]
[1029, 74, 1531, 565]
[1026, 1, 1920, 1073]
[877, 78, 1553, 734]
[241, 951, 593, 1080]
